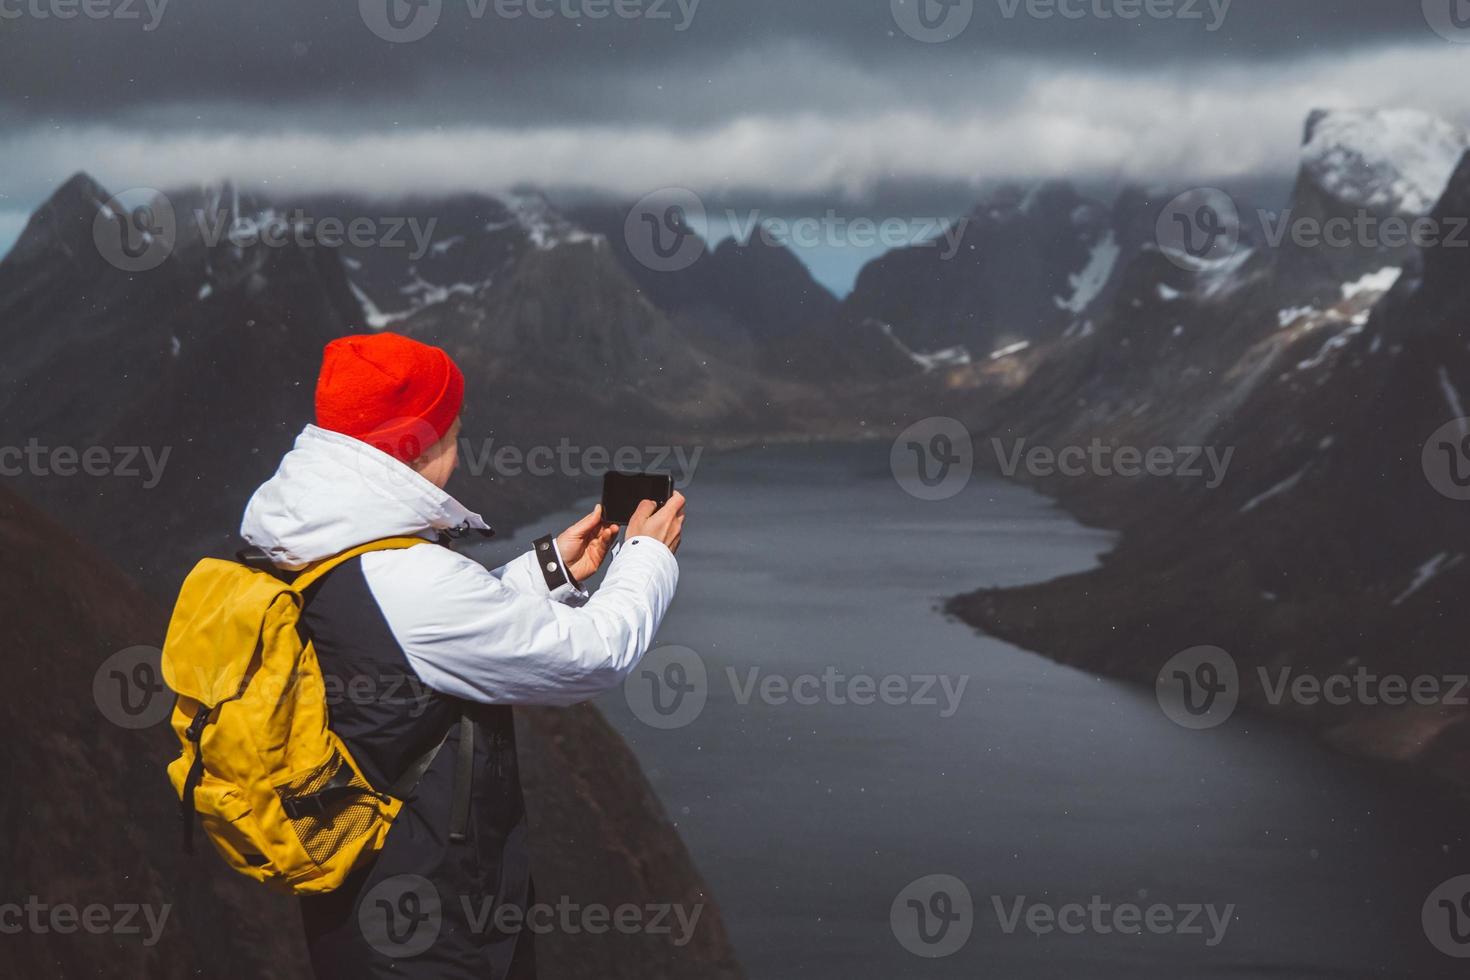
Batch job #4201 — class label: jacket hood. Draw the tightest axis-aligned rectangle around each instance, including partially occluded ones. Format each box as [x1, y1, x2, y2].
[241, 424, 489, 568]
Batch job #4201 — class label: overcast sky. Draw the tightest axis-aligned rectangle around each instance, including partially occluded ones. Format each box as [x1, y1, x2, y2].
[2, 0, 1468, 291]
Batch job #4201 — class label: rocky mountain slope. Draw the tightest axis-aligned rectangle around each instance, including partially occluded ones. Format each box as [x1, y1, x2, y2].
[949, 109, 1470, 794]
[0, 175, 358, 589]
[0, 175, 815, 980]
[841, 181, 1161, 362]
[0, 177, 880, 596]
[0, 484, 310, 977]
[0, 483, 745, 978]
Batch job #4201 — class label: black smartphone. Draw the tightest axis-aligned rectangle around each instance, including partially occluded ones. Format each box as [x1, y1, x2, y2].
[601, 472, 674, 525]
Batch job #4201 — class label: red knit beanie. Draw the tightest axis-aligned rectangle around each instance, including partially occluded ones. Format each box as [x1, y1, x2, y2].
[315, 332, 464, 463]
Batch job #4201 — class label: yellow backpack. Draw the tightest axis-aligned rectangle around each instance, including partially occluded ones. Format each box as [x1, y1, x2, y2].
[163, 536, 442, 895]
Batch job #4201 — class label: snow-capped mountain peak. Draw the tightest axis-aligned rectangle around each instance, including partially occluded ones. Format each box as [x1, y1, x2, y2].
[1302, 108, 1469, 216]
[506, 190, 604, 251]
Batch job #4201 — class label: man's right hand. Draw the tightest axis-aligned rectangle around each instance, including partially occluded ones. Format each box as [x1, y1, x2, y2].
[626, 491, 686, 554]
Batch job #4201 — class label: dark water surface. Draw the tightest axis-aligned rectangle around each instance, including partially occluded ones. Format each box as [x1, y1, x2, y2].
[473, 442, 1467, 979]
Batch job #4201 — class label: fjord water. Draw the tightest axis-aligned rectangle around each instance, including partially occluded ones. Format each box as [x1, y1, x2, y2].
[473, 442, 1467, 979]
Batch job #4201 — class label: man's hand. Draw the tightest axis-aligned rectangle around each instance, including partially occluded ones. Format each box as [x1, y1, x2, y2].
[626, 491, 686, 554]
[556, 505, 619, 583]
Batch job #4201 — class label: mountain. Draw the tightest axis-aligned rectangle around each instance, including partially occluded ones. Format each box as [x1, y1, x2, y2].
[840, 181, 1159, 363]
[0, 175, 359, 590]
[571, 204, 844, 372]
[0, 177, 884, 594]
[0, 482, 745, 978]
[0, 483, 310, 977]
[1267, 108, 1469, 306]
[950, 111, 1470, 793]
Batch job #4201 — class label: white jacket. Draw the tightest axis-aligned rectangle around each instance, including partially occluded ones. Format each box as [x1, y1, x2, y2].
[240, 425, 679, 706]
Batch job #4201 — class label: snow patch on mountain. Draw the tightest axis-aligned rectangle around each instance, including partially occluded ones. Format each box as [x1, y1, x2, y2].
[989, 341, 1031, 360]
[509, 192, 603, 251]
[1303, 109, 1468, 216]
[1297, 321, 1365, 372]
[1341, 266, 1402, 300]
[1241, 464, 1310, 513]
[1054, 232, 1119, 314]
[1438, 366, 1466, 420]
[1392, 552, 1464, 606]
[1278, 305, 1317, 328]
[349, 280, 408, 329]
[874, 321, 971, 372]
[1196, 247, 1256, 299]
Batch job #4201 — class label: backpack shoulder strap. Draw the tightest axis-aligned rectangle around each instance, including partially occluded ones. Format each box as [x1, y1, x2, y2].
[289, 535, 435, 594]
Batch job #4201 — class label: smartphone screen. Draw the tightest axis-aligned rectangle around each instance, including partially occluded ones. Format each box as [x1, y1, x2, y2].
[602, 472, 674, 525]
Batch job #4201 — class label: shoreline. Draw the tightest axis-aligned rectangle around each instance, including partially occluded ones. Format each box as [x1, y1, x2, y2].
[945, 469, 1470, 807]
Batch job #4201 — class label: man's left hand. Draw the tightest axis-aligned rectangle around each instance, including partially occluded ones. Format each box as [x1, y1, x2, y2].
[556, 504, 619, 584]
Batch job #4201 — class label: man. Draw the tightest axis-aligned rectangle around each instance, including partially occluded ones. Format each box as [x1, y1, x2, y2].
[239, 331, 686, 977]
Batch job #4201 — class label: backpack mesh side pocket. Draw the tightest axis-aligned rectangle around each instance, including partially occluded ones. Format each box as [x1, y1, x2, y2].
[275, 750, 385, 866]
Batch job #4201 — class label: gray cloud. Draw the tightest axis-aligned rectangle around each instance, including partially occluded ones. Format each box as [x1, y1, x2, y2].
[0, 0, 1450, 121]
[1, 0, 1468, 229]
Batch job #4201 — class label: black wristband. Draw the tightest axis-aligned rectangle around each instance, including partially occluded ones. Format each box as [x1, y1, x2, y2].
[533, 534, 577, 591]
